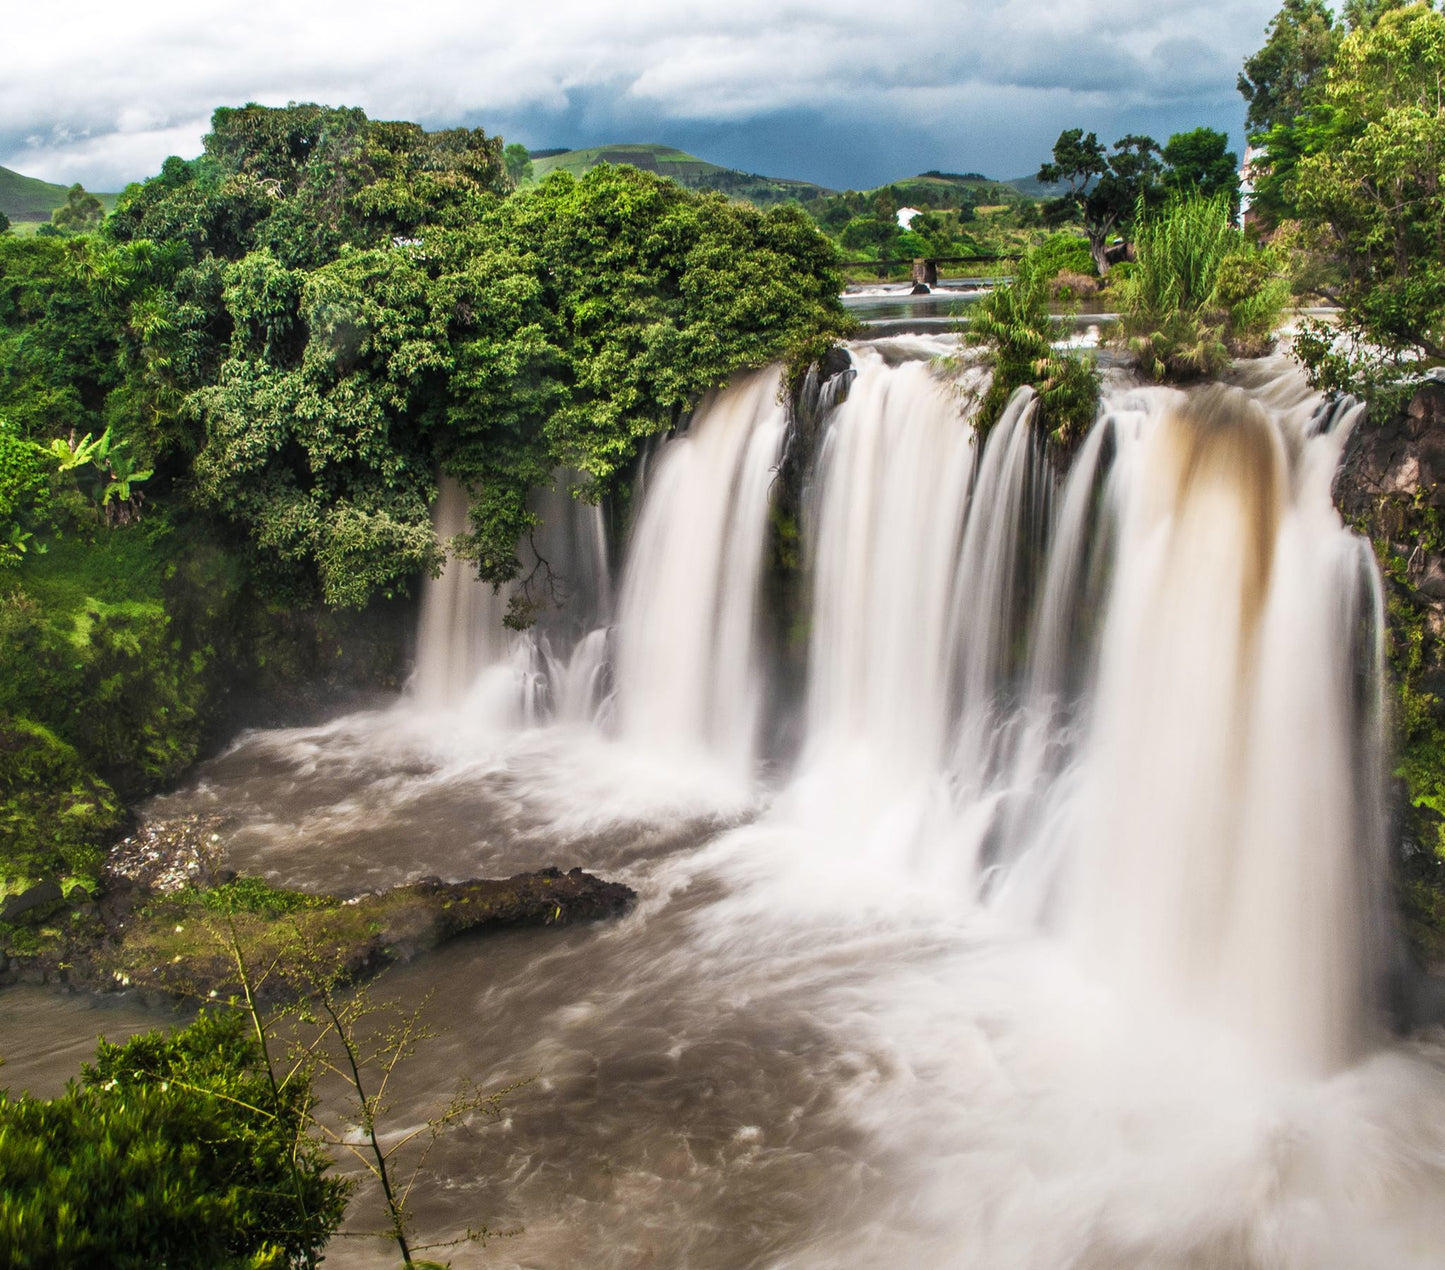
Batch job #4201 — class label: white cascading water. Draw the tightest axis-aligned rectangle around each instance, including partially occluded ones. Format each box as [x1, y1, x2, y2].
[612, 369, 787, 777]
[1057, 384, 1383, 1073]
[411, 351, 1388, 1074]
[83, 344, 1445, 1270]
[409, 474, 513, 708]
[409, 472, 614, 727]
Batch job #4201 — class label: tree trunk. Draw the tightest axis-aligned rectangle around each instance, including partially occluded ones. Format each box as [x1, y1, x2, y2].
[1088, 232, 1111, 279]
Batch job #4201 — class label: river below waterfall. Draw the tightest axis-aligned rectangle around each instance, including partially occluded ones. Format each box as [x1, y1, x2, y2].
[5, 338, 1445, 1268]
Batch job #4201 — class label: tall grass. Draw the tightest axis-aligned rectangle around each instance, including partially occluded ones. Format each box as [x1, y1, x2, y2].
[1120, 193, 1291, 381]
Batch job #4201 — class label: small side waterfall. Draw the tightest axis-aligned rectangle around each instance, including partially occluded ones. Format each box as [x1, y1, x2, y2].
[410, 475, 512, 707]
[409, 473, 613, 724]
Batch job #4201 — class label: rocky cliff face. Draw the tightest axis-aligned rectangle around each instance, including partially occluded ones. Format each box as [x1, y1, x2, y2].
[1335, 378, 1445, 967]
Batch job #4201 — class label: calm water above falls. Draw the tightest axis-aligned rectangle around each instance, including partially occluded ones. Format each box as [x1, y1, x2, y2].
[7, 341, 1445, 1268]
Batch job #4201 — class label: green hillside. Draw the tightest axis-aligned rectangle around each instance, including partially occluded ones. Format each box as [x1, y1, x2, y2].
[1004, 174, 1067, 199]
[0, 165, 118, 224]
[529, 144, 833, 206]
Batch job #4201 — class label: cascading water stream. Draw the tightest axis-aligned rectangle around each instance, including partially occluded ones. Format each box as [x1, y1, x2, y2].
[613, 369, 787, 778]
[1056, 384, 1384, 1072]
[410, 474, 513, 707]
[409, 472, 615, 727]
[414, 349, 1390, 1073]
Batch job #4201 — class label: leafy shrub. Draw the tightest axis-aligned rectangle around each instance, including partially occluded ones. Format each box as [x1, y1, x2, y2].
[0, 418, 50, 569]
[197, 875, 335, 919]
[1119, 192, 1290, 380]
[964, 248, 1100, 446]
[1030, 231, 1096, 281]
[0, 1010, 348, 1268]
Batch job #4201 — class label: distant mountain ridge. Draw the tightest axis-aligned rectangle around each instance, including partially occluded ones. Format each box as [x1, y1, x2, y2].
[529, 143, 835, 205]
[525, 144, 1049, 208]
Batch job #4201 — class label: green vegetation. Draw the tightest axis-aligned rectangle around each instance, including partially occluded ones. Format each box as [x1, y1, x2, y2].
[1238, 0, 1341, 134]
[1120, 193, 1290, 380]
[1242, 1, 1445, 395]
[503, 142, 533, 188]
[0, 101, 847, 917]
[1036, 127, 1241, 278]
[0, 1010, 347, 1268]
[1238, 1, 1445, 952]
[0, 717, 122, 898]
[1038, 130, 1165, 276]
[963, 247, 1100, 446]
[50, 183, 106, 235]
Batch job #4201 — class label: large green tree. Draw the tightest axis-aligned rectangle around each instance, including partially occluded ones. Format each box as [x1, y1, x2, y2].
[1160, 128, 1241, 213]
[1238, 0, 1340, 135]
[4, 104, 847, 616]
[1290, 2, 1445, 366]
[1038, 129, 1162, 275]
[191, 161, 847, 609]
[50, 184, 105, 235]
[503, 142, 534, 187]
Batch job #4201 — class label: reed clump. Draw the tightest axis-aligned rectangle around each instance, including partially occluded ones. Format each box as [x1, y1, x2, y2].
[1119, 193, 1290, 381]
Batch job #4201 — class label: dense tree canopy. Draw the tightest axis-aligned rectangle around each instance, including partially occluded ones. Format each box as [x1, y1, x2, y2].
[1160, 128, 1241, 211]
[1238, 0, 1340, 135]
[0, 103, 848, 610]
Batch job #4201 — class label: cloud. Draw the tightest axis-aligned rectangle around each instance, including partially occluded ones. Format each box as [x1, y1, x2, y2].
[1, 0, 1273, 190]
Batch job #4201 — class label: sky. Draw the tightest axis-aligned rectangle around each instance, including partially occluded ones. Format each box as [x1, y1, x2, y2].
[4, 0, 1277, 192]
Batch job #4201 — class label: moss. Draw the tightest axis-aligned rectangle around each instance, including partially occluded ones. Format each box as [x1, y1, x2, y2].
[0, 716, 122, 894]
[0, 522, 217, 798]
[194, 875, 335, 920]
[103, 869, 634, 1000]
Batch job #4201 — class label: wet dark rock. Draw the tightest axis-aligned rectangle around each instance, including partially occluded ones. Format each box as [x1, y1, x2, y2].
[0, 880, 63, 924]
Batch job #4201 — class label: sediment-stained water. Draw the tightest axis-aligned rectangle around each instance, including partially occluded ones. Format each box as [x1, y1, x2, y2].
[6, 345, 1444, 1269]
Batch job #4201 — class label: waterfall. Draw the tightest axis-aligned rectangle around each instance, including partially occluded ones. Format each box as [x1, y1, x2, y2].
[409, 472, 613, 724]
[407, 346, 1388, 1073]
[410, 475, 513, 707]
[613, 369, 787, 776]
[133, 343, 1427, 1266]
[803, 349, 976, 782]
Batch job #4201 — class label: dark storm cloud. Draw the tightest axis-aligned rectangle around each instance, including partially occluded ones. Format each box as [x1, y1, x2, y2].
[3, 0, 1272, 190]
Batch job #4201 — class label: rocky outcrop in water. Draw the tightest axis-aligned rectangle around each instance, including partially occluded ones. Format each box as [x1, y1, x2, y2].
[0, 863, 636, 999]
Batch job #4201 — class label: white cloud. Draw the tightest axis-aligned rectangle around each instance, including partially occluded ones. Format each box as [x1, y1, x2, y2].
[1, 0, 1274, 188]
